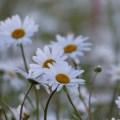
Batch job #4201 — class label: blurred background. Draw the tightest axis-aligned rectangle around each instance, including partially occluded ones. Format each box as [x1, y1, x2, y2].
[0, 0, 120, 119]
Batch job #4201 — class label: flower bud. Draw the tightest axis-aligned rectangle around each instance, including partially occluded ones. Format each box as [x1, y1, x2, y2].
[94, 66, 102, 73]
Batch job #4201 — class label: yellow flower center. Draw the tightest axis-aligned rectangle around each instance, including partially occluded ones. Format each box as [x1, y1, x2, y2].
[64, 44, 77, 53]
[56, 73, 70, 84]
[43, 59, 55, 68]
[23, 112, 29, 120]
[12, 29, 25, 39]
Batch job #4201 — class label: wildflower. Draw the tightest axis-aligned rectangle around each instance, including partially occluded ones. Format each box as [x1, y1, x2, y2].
[11, 105, 29, 120]
[0, 15, 38, 46]
[92, 46, 115, 65]
[108, 64, 120, 82]
[50, 34, 91, 64]
[43, 62, 84, 91]
[16, 68, 50, 94]
[29, 45, 67, 78]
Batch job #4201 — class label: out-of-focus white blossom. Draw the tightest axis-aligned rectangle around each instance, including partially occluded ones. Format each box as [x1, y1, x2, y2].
[92, 45, 115, 65]
[108, 64, 120, 82]
[11, 105, 29, 120]
[0, 61, 25, 91]
[115, 96, 120, 109]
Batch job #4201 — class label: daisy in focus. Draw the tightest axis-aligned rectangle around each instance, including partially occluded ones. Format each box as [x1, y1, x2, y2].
[44, 62, 85, 91]
[50, 34, 92, 64]
[0, 15, 38, 46]
[108, 64, 120, 82]
[29, 45, 67, 78]
[11, 105, 29, 120]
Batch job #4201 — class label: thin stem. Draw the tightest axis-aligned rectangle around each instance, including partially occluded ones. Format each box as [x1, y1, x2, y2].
[19, 83, 33, 120]
[0, 100, 15, 119]
[88, 73, 98, 120]
[107, 81, 120, 119]
[34, 87, 39, 120]
[26, 95, 35, 110]
[78, 86, 90, 119]
[20, 44, 28, 73]
[1, 109, 8, 120]
[44, 86, 58, 120]
[70, 58, 78, 70]
[64, 87, 82, 120]
[55, 93, 60, 120]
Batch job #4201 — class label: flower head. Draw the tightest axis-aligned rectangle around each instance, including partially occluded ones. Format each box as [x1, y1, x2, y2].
[16, 68, 50, 94]
[29, 45, 67, 78]
[50, 34, 92, 64]
[44, 62, 84, 91]
[0, 15, 38, 46]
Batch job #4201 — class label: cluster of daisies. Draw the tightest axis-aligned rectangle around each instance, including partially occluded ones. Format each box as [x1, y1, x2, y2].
[0, 14, 92, 92]
[0, 14, 93, 120]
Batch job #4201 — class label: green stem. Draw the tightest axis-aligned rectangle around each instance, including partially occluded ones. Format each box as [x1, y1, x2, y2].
[64, 87, 82, 120]
[34, 87, 39, 120]
[1, 109, 8, 120]
[44, 86, 58, 120]
[19, 83, 33, 120]
[55, 93, 61, 120]
[0, 100, 15, 119]
[78, 86, 90, 119]
[20, 44, 28, 73]
[88, 73, 98, 120]
[107, 81, 120, 119]
[26, 95, 35, 110]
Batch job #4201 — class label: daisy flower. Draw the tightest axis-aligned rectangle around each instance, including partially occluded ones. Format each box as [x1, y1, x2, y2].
[108, 64, 120, 82]
[50, 34, 92, 64]
[0, 15, 38, 46]
[44, 62, 85, 91]
[11, 105, 29, 120]
[15, 68, 50, 94]
[29, 45, 67, 78]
